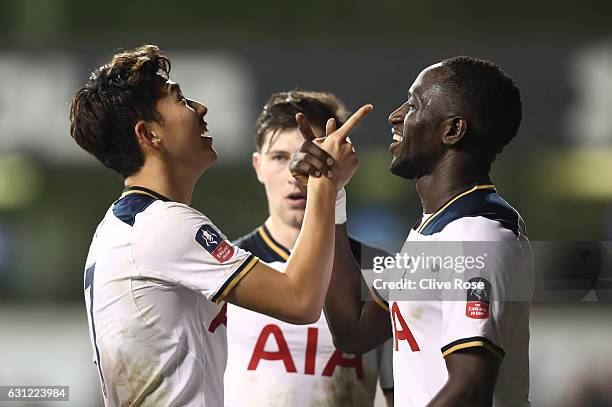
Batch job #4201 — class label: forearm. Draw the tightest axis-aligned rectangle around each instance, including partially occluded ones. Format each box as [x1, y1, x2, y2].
[283, 176, 337, 319]
[324, 223, 363, 332]
[428, 350, 499, 407]
[324, 224, 389, 352]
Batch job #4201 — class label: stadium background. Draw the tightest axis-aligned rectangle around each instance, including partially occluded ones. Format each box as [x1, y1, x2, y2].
[1, 0, 612, 405]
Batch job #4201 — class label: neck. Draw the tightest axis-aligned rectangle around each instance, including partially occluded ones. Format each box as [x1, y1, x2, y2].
[264, 216, 300, 251]
[125, 159, 198, 205]
[416, 152, 490, 214]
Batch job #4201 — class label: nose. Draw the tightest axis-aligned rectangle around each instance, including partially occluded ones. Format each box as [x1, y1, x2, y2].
[189, 99, 208, 117]
[388, 104, 406, 126]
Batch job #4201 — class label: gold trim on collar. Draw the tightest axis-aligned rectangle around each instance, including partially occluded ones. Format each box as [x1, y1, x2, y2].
[257, 227, 290, 261]
[416, 184, 496, 234]
[119, 190, 160, 200]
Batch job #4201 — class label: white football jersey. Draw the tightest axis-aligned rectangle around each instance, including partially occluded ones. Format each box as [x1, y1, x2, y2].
[385, 185, 532, 407]
[83, 187, 259, 407]
[225, 225, 394, 407]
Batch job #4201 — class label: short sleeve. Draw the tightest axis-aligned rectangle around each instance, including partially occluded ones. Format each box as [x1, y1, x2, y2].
[438, 216, 529, 360]
[131, 202, 259, 303]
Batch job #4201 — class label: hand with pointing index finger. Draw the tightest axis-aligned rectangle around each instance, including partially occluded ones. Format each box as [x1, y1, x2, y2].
[288, 114, 335, 192]
[289, 104, 373, 191]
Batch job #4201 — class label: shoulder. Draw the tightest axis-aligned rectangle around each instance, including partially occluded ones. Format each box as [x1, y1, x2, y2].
[441, 216, 518, 242]
[134, 201, 214, 233]
[130, 201, 224, 265]
[111, 194, 213, 237]
[424, 190, 522, 240]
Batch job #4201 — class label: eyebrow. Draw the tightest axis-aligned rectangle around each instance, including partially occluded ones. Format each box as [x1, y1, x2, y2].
[265, 149, 291, 155]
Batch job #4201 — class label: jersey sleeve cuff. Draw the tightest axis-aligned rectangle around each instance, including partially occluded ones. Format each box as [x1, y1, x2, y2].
[441, 336, 505, 360]
[211, 254, 259, 304]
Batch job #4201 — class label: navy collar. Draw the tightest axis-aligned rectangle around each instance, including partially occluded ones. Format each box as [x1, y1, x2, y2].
[414, 184, 496, 233]
[120, 186, 171, 202]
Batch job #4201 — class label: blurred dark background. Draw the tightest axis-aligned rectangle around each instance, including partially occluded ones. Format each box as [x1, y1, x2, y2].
[1, 1, 612, 405]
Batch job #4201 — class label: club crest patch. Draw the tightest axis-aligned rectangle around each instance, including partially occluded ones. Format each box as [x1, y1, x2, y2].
[465, 277, 491, 319]
[196, 224, 234, 263]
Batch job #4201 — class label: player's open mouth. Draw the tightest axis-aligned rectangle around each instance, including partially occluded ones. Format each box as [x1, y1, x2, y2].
[389, 130, 404, 153]
[200, 122, 211, 138]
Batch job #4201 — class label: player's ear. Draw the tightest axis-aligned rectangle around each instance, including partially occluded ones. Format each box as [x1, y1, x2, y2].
[135, 121, 162, 149]
[441, 116, 468, 146]
[252, 152, 265, 184]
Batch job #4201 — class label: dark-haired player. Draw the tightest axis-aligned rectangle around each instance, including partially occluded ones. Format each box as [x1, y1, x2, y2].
[224, 90, 394, 406]
[70, 45, 371, 406]
[290, 57, 533, 406]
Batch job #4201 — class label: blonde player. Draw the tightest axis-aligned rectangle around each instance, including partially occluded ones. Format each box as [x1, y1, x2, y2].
[69, 45, 371, 406]
[225, 91, 394, 406]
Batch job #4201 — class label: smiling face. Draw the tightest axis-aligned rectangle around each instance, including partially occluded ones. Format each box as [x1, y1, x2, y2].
[150, 80, 216, 174]
[253, 126, 325, 229]
[388, 64, 452, 179]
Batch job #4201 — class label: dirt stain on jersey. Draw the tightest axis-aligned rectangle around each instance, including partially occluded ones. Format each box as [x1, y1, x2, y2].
[110, 327, 172, 406]
[314, 365, 377, 407]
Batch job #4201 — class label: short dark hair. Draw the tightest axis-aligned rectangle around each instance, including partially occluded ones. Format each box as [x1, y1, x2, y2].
[69, 44, 170, 177]
[255, 90, 350, 151]
[440, 56, 522, 166]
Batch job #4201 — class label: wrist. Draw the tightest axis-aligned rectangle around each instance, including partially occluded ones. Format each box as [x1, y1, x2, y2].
[307, 175, 337, 195]
[335, 187, 347, 225]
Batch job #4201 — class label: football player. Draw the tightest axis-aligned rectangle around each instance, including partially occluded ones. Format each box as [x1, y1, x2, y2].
[225, 90, 394, 406]
[69, 45, 370, 406]
[290, 57, 533, 406]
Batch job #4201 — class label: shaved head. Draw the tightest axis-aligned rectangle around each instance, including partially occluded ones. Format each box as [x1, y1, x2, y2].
[388, 56, 522, 180]
[439, 56, 522, 161]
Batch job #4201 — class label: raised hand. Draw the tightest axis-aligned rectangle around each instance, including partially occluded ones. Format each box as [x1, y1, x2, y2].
[289, 104, 373, 191]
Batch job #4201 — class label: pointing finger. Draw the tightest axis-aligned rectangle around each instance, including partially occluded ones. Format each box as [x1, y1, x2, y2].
[332, 104, 373, 141]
